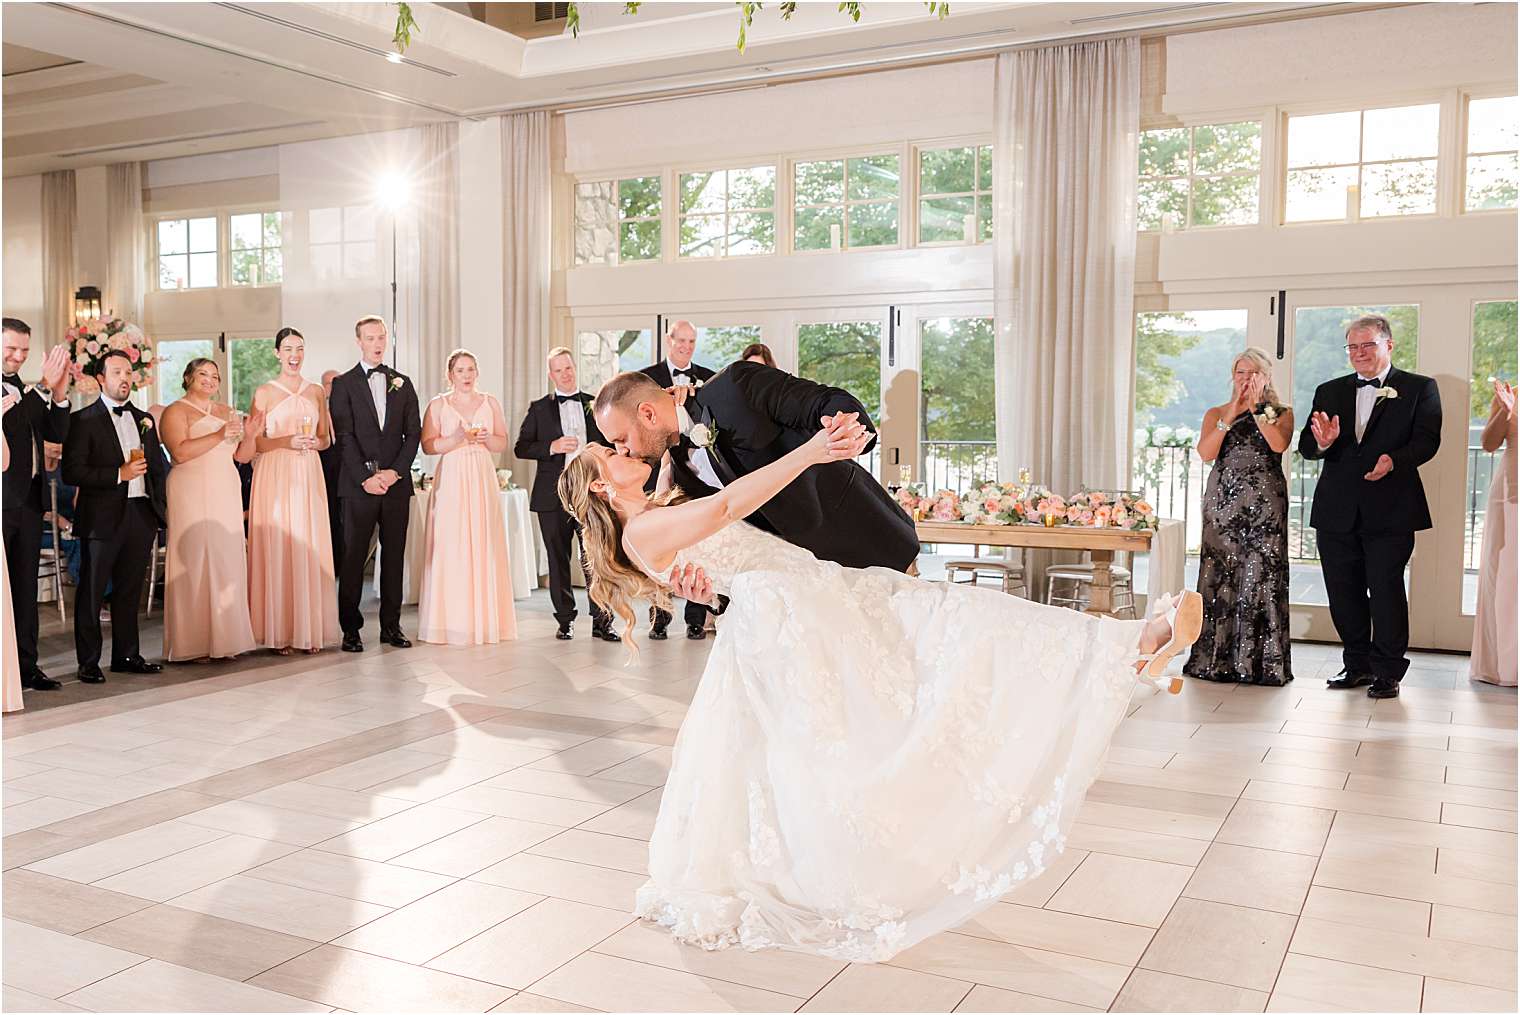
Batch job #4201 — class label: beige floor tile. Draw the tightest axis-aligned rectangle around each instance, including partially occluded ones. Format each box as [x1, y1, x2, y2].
[1139, 898, 1296, 992]
[1001, 847, 1089, 907]
[388, 815, 563, 877]
[1346, 773, 1518, 811]
[1290, 915, 1517, 990]
[1437, 845, 1517, 884]
[251, 944, 513, 1012]
[889, 931, 1131, 1009]
[302, 748, 445, 791]
[1329, 810, 1518, 857]
[1442, 802, 1518, 832]
[1, 986, 87, 1012]
[61, 958, 328, 1013]
[955, 903, 1154, 965]
[1098, 760, 1250, 798]
[472, 851, 647, 911]
[1111, 968, 1268, 1013]
[526, 828, 651, 875]
[241, 780, 420, 822]
[594, 747, 674, 786]
[1421, 977, 1519, 1012]
[1083, 780, 1238, 818]
[14, 743, 164, 776]
[1445, 766, 1518, 790]
[1312, 855, 1516, 914]
[312, 802, 489, 861]
[530, 951, 801, 1012]
[80, 904, 321, 981]
[1071, 800, 1223, 840]
[595, 921, 844, 997]
[178, 799, 366, 846]
[1183, 842, 1317, 914]
[453, 721, 600, 754]
[1064, 822, 1209, 866]
[1242, 779, 1442, 822]
[3, 796, 100, 833]
[170, 873, 392, 941]
[433, 784, 614, 826]
[1213, 798, 1337, 856]
[1266, 952, 1422, 1012]
[23, 820, 227, 883]
[364, 757, 517, 803]
[1429, 904, 1517, 950]
[575, 788, 663, 840]
[2, 868, 153, 934]
[6, 768, 188, 808]
[952, 984, 1098, 1012]
[1046, 852, 1194, 928]
[1320, 827, 1438, 869]
[95, 834, 298, 902]
[524, 737, 657, 777]
[244, 848, 455, 908]
[2, 917, 147, 999]
[798, 963, 970, 1012]
[482, 767, 656, 805]
[1298, 886, 1430, 935]
[333, 879, 542, 964]
[428, 897, 633, 988]
[490, 993, 598, 1012]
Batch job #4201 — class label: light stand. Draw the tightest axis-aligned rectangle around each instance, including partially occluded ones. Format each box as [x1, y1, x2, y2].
[375, 172, 410, 371]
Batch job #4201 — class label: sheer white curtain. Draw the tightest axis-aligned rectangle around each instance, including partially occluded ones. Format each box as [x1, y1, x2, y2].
[105, 162, 145, 324]
[40, 170, 76, 348]
[416, 123, 460, 402]
[992, 37, 1140, 494]
[501, 110, 552, 487]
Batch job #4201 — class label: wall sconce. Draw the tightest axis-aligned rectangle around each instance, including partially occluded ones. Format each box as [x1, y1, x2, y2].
[73, 286, 101, 325]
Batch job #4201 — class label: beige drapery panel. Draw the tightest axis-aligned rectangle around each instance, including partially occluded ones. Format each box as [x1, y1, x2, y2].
[415, 122, 460, 402]
[500, 110, 553, 488]
[105, 162, 145, 324]
[40, 170, 77, 348]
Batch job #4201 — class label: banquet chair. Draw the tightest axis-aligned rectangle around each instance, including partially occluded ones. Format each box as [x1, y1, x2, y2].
[36, 478, 66, 623]
[944, 547, 1026, 597]
[1045, 553, 1137, 618]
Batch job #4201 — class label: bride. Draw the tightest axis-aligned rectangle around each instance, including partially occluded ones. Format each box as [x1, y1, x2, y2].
[558, 418, 1201, 963]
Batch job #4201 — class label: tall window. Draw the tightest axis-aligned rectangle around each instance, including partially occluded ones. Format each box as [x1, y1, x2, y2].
[918, 145, 992, 244]
[309, 206, 376, 281]
[573, 177, 662, 265]
[156, 217, 218, 290]
[575, 328, 653, 394]
[154, 339, 214, 405]
[1285, 104, 1440, 222]
[793, 154, 900, 251]
[920, 317, 996, 489]
[229, 212, 283, 287]
[799, 321, 882, 476]
[678, 166, 775, 257]
[1465, 95, 1519, 211]
[1137, 121, 1261, 229]
[1464, 301, 1518, 614]
[229, 338, 279, 412]
[692, 325, 761, 371]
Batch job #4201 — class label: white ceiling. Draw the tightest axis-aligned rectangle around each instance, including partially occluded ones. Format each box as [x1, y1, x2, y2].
[2, 1, 1356, 178]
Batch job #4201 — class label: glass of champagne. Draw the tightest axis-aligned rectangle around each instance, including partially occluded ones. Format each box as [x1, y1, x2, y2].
[299, 414, 314, 455]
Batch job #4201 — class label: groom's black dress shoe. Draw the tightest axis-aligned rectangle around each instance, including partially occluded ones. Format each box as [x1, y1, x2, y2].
[686, 624, 706, 641]
[592, 624, 620, 643]
[77, 666, 106, 684]
[1368, 679, 1400, 699]
[380, 628, 412, 649]
[23, 668, 60, 691]
[341, 633, 365, 653]
[1326, 670, 1374, 690]
[111, 657, 162, 675]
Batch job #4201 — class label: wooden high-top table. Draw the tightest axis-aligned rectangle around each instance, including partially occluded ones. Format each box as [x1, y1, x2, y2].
[916, 521, 1154, 617]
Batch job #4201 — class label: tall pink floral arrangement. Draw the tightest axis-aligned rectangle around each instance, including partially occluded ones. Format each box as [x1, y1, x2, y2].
[67, 316, 155, 394]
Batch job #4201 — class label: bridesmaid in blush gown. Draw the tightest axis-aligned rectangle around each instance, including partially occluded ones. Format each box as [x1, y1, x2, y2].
[1472, 379, 1516, 685]
[248, 328, 339, 654]
[418, 349, 516, 645]
[160, 359, 260, 662]
[1, 431, 21, 712]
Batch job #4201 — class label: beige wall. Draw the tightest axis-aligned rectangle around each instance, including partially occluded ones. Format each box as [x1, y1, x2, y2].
[3, 174, 44, 353]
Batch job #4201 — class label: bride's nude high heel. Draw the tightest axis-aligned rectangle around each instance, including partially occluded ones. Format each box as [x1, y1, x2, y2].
[1134, 590, 1203, 695]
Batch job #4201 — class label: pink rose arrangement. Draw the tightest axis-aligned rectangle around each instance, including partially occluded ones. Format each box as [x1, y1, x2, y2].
[67, 316, 154, 394]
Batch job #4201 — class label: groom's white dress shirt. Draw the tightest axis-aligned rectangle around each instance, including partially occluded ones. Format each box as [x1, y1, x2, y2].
[1354, 365, 1390, 443]
[99, 393, 147, 499]
[676, 404, 724, 490]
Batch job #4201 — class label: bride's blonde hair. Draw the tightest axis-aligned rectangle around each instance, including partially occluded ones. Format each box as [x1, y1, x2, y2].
[557, 453, 673, 658]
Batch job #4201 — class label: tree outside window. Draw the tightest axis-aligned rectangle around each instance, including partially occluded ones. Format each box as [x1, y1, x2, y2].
[573, 176, 662, 264]
[1285, 104, 1439, 221]
[1465, 95, 1519, 211]
[157, 217, 218, 290]
[918, 145, 992, 244]
[229, 212, 284, 287]
[794, 155, 900, 251]
[679, 166, 775, 257]
[1137, 121, 1260, 230]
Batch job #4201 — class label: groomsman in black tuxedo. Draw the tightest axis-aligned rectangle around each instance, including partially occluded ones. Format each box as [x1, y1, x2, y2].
[319, 369, 345, 572]
[2, 318, 72, 690]
[329, 315, 421, 653]
[63, 349, 168, 683]
[1299, 313, 1442, 700]
[640, 320, 715, 640]
[516, 347, 618, 642]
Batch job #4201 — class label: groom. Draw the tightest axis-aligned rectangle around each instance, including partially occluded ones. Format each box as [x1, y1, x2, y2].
[1298, 313, 1441, 700]
[593, 361, 919, 574]
[329, 315, 421, 652]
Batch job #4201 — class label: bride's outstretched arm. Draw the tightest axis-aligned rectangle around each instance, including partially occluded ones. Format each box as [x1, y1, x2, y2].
[627, 415, 866, 569]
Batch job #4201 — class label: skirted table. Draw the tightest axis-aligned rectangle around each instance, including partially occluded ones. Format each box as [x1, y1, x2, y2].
[373, 487, 545, 606]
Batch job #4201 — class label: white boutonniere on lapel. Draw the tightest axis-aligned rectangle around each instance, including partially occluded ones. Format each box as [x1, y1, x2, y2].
[389, 374, 404, 393]
[1374, 386, 1398, 402]
[138, 416, 153, 434]
[693, 379, 704, 389]
[687, 423, 717, 451]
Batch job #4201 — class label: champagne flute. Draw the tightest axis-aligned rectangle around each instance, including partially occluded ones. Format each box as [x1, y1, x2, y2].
[299, 414, 314, 456]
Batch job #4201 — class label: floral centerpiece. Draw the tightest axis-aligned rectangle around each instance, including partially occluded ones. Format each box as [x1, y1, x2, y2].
[67, 317, 154, 393]
[1059, 490, 1160, 531]
[901, 477, 1160, 531]
[496, 468, 514, 491]
[957, 481, 1025, 525]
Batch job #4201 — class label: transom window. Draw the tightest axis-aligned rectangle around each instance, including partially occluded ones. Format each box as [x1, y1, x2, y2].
[573, 176, 662, 265]
[1285, 103, 1440, 221]
[793, 154, 900, 251]
[678, 166, 776, 258]
[1138, 121, 1261, 229]
[156, 217, 218, 290]
[1466, 95, 1519, 211]
[309, 205, 376, 282]
[918, 145, 992, 244]
[229, 211, 284, 287]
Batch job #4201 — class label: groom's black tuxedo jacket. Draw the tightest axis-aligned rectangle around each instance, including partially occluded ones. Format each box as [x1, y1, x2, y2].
[62, 399, 169, 539]
[668, 360, 919, 572]
[2, 380, 69, 513]
[328, 363, 422, 500]
[1297, 366, 1441, 534]
[515, 390, 605, 514]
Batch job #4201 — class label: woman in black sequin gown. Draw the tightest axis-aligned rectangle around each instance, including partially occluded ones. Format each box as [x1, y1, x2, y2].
[1185, 348, 1295, 686]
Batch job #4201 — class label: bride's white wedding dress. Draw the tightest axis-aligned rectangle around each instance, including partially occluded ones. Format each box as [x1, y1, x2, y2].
[628, 520, 1147, 963]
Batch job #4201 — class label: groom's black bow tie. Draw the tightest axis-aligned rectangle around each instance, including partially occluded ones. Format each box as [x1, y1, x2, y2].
[111, 405, 130, 417]
[1354, 376, 1383, 388]
[554, 394, 577, 404]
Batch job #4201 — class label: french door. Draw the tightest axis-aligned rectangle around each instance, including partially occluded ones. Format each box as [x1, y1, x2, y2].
[151, 332, 279, 412]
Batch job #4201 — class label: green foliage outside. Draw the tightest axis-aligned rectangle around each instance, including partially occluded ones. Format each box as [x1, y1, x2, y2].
[1138, 121, 1260, 229]
[694, 326, 761, 371]
[1470, 300, 1518, 421]
[798, 323, 881, 420]
[921, 317, 995, 442]
[231, 338, 279, 412]
[618, 176, 661, 262]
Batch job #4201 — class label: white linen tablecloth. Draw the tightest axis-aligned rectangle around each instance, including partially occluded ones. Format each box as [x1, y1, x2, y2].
[1145, 518, 1186, 605]
[374, 488, 545, 605]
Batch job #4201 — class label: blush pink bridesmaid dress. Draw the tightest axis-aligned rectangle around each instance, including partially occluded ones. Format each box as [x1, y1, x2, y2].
[418, 394, 516, 645]
[2, 536, 22, 712]
[164, 403, 257, 661]
[1472, 406, 1516, 685]
[248, 381, 339, 652]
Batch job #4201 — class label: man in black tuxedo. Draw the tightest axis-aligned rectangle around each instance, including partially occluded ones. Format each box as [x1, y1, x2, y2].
[1299, 313, 1441, 700]
[640, 320, 717, 639]
[515, 347, 618, 642]
[3, 318, 72, 690]
[319, 369, 345, 572]
[328, 316, 421, 652]
[62, 349, 168, 683]
[594, 361, 919, 580]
